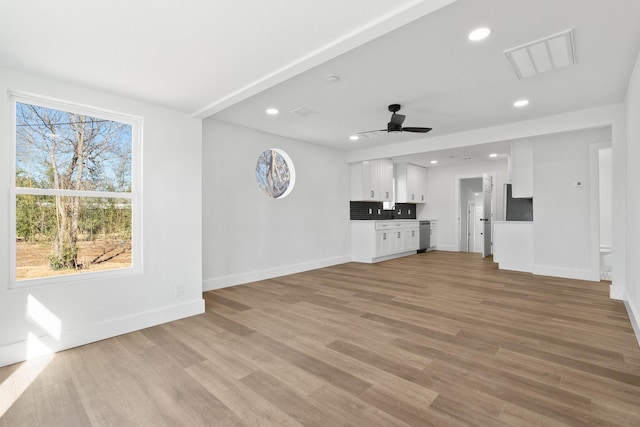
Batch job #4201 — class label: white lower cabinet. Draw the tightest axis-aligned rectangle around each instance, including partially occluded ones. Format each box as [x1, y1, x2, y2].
[352, 220, 419, 263]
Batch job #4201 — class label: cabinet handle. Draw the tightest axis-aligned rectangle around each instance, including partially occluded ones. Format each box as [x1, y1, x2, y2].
[412, 231, 415, 237]
[421, 195, 424, 201]
[386, 191, 389, 198]
[383, 233, 386, 240]
[397, 232, 401, 238]
[411, 194, 415, 200]
[371, 190, 374, 198]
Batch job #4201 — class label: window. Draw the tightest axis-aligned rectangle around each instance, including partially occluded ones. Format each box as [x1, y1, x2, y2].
[10, 94, 141, 285]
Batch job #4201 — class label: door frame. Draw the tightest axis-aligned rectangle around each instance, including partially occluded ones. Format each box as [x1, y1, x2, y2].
[456, 174, 497, 254]
[589, 141, 613, 281]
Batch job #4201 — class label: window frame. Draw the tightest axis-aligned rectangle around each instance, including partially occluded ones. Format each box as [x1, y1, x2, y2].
[9, 92, 142, 288]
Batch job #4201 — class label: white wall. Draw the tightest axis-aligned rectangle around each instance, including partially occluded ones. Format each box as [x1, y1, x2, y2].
[422, 158, 508, 252]
[624, 51, 640, 340]
[0, 67, 204, 367]
[202, 119, 351, 290]
[529, 127, 611, 281]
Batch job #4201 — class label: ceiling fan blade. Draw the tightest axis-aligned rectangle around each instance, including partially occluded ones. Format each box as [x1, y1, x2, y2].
[402, 127, 432, 133]
[390, 113, 406, 126]
[357, 129, 387, 134]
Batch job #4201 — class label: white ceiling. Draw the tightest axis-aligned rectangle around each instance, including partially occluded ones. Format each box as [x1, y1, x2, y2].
[213, 0, 640, 153]
[0, 0, 453, 115]
[2, 0, 639, 162]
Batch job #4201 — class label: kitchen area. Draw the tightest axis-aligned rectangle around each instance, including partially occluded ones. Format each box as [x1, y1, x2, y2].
[349, 159, 437, 263]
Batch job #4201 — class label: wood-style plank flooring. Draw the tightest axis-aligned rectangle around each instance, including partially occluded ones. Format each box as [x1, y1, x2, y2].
[2, 252, 640, 426]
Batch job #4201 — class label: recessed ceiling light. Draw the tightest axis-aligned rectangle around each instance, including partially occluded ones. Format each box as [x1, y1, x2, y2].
[327, 75, 340, 83]
[489, 153, 498, 158]
[430, 160, 438, 164]
[513, 99, 529, 107]
[266, 108, 279, 115]
[468, 27, 491, 41]
[349, 135, 359, 141]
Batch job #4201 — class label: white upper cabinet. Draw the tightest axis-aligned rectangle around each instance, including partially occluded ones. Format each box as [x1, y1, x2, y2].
[350, 159, 393, 202]
[395, 163, 427, 204]
[510, 140, 533, 198]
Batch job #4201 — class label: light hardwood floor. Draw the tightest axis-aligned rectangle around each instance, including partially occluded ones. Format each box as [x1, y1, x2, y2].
[2, 252, 640, 426]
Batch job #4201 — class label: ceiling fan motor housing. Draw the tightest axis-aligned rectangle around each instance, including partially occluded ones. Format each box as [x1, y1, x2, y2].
[387, 122, 403, 132]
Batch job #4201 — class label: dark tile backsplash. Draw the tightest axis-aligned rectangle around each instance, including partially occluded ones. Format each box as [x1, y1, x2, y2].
[350, 201, 385, 219]
[393, 203, 418, 219]
[350, 201, 417, 220]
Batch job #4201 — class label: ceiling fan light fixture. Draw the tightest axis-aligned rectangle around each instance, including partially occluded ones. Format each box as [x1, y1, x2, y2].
[357, 104, 433, 136]
[513, 99, 529, 107]
[468, 27, 491, 41]
[266, 107, 279, 115]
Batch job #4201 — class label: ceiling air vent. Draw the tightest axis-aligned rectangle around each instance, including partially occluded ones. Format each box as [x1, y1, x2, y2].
[504, 29, 575, 79]
[290, 107, 318, 117]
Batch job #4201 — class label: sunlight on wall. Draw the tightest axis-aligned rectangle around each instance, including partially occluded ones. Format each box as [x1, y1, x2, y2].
[27, 295, 61, 341]
[0, 349, 54, 417]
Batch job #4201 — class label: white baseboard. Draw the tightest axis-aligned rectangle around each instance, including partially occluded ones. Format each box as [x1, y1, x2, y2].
[202, 256, 351, 291]
[432, 245, 458, 252]
[498, 264, 533, 273]
[0, 299, 204, 368]
[532, 265, 599, 282]
[358, 250, 418, 264]
[624, 299, 640, 348]
[610, 284, 627, 300]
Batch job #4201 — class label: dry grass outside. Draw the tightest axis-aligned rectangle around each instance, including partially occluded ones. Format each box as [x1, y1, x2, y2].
[16, 240, 132, 280]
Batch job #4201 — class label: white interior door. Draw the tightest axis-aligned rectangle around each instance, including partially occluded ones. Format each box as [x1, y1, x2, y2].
[467, 202, 475, 252]
[474, 203, 484, 253]
[482, 173, 493, 257]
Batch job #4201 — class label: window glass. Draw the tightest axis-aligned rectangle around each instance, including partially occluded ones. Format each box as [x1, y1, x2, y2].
[13, 97, 138, 283]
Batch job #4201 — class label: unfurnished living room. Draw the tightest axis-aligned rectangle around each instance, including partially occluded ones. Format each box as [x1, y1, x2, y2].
[1, 0, 640, 426]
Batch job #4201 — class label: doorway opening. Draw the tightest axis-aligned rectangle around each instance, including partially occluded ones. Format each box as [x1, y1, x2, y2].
[459, 178, 483, 253]
[598, 147, 612, 280]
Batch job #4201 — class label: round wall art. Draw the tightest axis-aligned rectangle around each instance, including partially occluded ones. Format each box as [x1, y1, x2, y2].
[255, 148, 296, 199]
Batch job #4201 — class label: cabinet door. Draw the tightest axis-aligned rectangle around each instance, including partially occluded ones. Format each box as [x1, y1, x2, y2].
[407, 164, 427, 203]
[377, 159, 394, 202]
[430, 225, 438, 248]
[391, 230, 401, 252]
[351, 159, 393, 201]
[408, 228, 419, 250]
[363, 160, 379, 200]
[406, 164, 420, 202]
[396, 164, 427, 204]
[376, 230, 393, 256]
[394, 228, 418, 251]
[415, 166, 427, 203]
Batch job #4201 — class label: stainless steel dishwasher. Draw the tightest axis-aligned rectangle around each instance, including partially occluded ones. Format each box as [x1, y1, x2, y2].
[418, 221, 430, 253]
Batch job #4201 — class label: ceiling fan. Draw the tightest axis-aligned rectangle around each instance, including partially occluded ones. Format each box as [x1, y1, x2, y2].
[359, 104, 432, 135]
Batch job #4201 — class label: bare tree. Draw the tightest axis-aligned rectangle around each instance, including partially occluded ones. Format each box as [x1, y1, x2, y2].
[16, 102, 131, 270]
